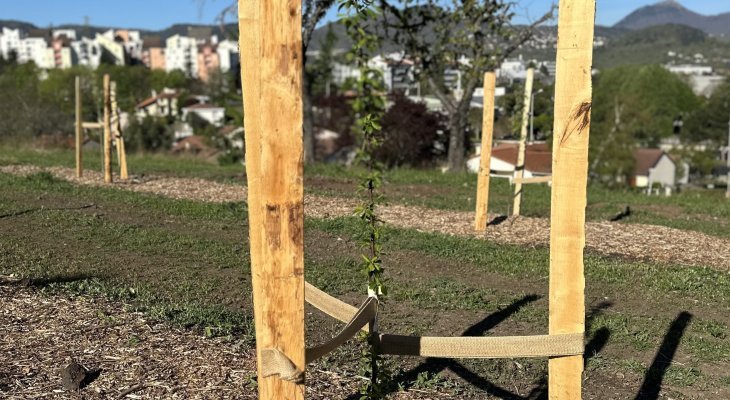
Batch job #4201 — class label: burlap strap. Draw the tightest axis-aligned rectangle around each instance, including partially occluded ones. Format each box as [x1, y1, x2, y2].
[305, 282, 368, 332]
[261, 296, 378, 383]
[378, 332, 584, 359]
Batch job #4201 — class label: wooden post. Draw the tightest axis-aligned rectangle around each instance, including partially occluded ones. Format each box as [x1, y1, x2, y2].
[110, 81, 129, 180]
[548, 1, 595, 399]
[475, 72, 497, 231]
[103, 74, 113, 184]
[75, 76, 83, 178]
[512, 67, 534, 216]
[238, 1, 305, 399]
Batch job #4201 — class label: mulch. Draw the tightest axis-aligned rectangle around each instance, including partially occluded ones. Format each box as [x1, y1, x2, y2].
[2, 165, 728, 270]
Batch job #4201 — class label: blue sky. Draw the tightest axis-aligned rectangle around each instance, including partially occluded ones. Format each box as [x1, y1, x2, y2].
[2, 0, 729, 31]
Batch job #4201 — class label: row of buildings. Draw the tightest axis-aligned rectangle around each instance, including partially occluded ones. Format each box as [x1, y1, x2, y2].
[0, 26, 239, 82]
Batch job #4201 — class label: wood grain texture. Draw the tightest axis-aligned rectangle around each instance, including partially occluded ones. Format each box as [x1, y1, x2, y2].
[475, 72, 497, 231]
[103, 74, 112, 184]
[75, 76, 83, 178]
[512, 68, 534, 216]
[238, 1, 306, 399]
[548, 1, 595, 399]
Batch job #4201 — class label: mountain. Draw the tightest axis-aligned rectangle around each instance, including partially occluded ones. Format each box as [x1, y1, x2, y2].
[615, 1, 730, 38]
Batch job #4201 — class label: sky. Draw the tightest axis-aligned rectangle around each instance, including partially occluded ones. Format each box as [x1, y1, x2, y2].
[2, 0, 730, 31]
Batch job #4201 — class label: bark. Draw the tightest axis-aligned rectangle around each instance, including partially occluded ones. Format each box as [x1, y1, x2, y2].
[303, 74, 316, 163]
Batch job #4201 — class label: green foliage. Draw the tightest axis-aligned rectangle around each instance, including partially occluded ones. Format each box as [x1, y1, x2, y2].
[339, 0, 389, 397]
[125, 116, 175, 152]
[374, 94, 447, 167]
[590, 64, 700, 182]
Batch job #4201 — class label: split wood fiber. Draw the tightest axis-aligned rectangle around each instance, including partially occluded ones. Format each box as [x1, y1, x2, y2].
[475, 72, 497, 231]
[238, 1, 306, 399]
[110, 82, 129, 180]
[512, 67, 534, 216]
[548, 0, 595, 399]
[75, 76, 83, 178]
[103, 74, 112, 184]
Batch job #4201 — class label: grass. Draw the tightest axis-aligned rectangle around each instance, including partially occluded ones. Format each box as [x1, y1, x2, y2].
[1, 161, 728, 396]
[2, 145, 728, 239]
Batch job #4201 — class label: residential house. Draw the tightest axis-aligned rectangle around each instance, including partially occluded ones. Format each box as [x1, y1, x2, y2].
[135, 89, 180, 119]
[165, 35, 198, 76]
[219, 125, 244, 150]
[466, 142, 552, 179]
[631, 149, 680, 188]
[171, 135, 213, 155]
[182, 103, 226, 127]
[497, 58, 528, 82]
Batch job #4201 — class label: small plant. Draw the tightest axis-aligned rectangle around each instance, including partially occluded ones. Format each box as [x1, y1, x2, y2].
[338, 0, 389, 398]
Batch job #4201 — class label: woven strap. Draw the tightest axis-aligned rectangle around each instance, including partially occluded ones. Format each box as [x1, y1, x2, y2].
[378, 333, 584, 359]
[260, 296, 377, 383]
[305, 282, 369, 332]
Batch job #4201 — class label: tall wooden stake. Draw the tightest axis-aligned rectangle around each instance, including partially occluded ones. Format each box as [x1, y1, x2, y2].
[238, 1, 305, 399]
[103, 74, 113, 184]
[475, 72, 497, 231]
[512, 67, 534, 216]
[75, 76, 83, 178]
[548, 1, 595, 399]
[111, 81, 129, 180]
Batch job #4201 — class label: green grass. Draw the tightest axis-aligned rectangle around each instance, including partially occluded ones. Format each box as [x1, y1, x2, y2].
[1, 170, 729, 396]
[1, 145, 728, 238]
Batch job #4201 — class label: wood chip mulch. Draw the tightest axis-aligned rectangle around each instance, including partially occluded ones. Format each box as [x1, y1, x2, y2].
[0, 279, 449, 399]
[2, 165, 728, 270]
[0, 280, 257, 399]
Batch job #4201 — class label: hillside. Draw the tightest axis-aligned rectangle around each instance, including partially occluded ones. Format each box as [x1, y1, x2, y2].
[615, 0, 730, 38]
[594, 24, 730, 69]
[0, 19, 236, 41]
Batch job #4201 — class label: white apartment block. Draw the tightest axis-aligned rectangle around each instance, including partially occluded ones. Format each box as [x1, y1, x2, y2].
[217, 39, 239, 73]
[71, 37, 102, 68]
[165, 35, 199, 76]
[18, 37, 53, 69]
[95, 30, 125, 65]
[0, 27, 22, 60]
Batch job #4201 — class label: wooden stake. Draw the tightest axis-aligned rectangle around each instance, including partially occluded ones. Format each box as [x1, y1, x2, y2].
[548, 1, 595, 399]
[75, 76, 83, 178]
[103, 74, 113, 184]
[512, 68, 534, 216]
[110, 81, 129, 180]
[475, 72, 497, 231]
[238, 1, 305, 399]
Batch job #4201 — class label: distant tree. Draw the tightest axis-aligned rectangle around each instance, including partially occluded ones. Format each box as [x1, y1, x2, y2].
[685, 81, 730, 145]
[590, 64, 700, 183]
[125, 116, 175, 152]
[374, 94, 447, 167]
[378, 0, 556, 172]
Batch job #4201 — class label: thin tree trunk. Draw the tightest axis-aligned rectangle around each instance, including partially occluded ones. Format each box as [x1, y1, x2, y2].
[446, 113, 468, 172]
[303, 73, 316, 163]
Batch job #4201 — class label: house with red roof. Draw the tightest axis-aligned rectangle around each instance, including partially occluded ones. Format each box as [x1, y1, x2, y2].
[630, 149, 680, 188]
[467, 142, 552, 180]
